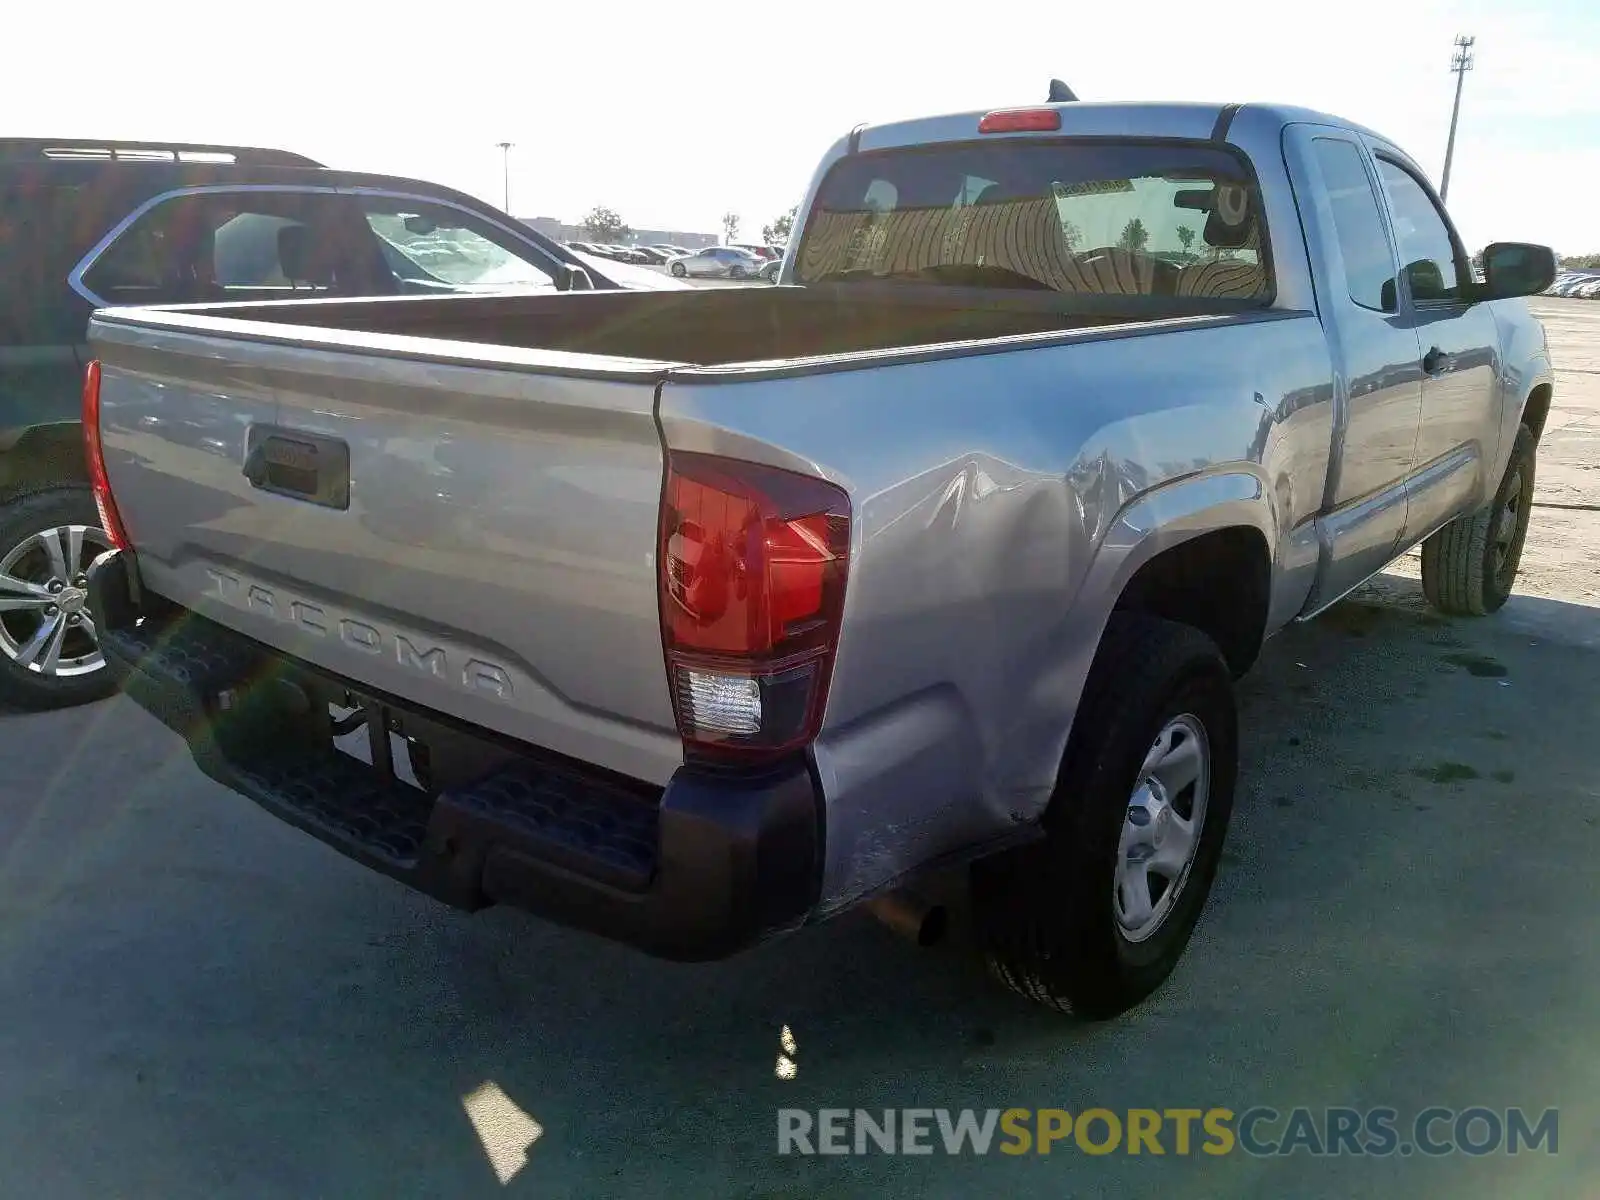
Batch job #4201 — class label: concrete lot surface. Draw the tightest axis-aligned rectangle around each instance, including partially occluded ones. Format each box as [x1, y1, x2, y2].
[0, 301, 1596, 1198]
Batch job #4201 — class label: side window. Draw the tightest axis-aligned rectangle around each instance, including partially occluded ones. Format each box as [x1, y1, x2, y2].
[1311, 138, 1397, 312]
[357, 199, 555, 292]
[1375, 158, 1463, 303]
[84, 191, 371, 304]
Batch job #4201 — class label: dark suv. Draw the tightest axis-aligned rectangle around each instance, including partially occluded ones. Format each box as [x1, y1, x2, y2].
[0, 137, 657, 709]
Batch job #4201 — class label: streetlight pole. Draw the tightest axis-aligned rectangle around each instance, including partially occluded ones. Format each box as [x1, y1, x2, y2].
[1440, 35, 1474, 204]
[496, 141, 514, 213]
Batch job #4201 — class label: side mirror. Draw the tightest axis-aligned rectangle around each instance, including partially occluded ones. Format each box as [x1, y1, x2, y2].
[554, 264, 593, 292]
[1404, 258, 1447, 302]
[1478, 242, 1557, 300]
[402, 215, 438, 236]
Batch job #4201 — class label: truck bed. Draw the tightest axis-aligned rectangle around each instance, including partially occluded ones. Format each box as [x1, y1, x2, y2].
[87, 285, 1281, 792]
[126, 285, 1231, 367]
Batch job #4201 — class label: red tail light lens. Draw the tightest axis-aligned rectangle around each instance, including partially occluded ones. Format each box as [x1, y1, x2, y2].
[978, 108, 1062, 133]
[81, 360, 130, 550]
[659, 451, 850, 762]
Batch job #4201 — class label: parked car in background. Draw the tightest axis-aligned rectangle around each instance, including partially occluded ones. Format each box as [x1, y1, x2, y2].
[568, 249, 689, 290]
[651, 244, 695, 257]
[759, 255, 783, 282]
[1551, 273, 1600, 297]
[0, 136, 673, 708]
[629, 247, 673, 264]
[667, 245, 765, 278]
[732, 243, 780, 261]
[1575, 277, 1600, 299]
[85, 97, 1554, 1017]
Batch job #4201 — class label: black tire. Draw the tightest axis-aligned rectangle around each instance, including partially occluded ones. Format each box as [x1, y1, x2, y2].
[0, 488, 121, 710]
[670, 261, 687, 277]
[729, 264, 746, 279]
[972, 614, 1238, 1018]
[1420, 424, 1536, 616]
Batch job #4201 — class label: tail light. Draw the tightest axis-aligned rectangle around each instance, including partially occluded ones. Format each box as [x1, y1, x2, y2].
[659, 451, 850, 763]
[81, 360, 130, 549]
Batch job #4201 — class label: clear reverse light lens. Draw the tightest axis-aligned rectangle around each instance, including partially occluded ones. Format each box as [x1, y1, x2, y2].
[678, 668, 761, 736]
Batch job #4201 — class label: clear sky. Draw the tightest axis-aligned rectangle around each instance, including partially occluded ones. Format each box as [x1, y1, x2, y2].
[8, 0, 1597, 252]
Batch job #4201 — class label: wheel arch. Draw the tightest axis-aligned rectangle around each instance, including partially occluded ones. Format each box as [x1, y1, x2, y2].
[1091, 470, 1278, 678]
[1521, 381, 1553, 441]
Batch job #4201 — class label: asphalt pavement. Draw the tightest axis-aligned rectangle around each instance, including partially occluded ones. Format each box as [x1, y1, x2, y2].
[0, 301, 1596, 1198]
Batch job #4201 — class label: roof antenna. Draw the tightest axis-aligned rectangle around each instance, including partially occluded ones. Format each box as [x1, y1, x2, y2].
[1048, 79, 1079, 102]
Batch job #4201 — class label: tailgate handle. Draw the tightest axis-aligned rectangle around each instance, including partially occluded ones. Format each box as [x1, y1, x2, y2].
[243, 426, 351, 510]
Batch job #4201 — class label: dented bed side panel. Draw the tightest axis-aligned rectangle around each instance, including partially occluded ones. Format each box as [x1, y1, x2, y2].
[659, 315, 1335, 909]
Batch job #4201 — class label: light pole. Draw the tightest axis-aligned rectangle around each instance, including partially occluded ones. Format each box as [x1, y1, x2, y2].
[1440, 35, 1474, 204]
[496, 141, 514, 213]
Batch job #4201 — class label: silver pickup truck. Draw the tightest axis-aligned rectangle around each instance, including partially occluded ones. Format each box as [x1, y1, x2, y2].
[82, 100, 1555, 1018]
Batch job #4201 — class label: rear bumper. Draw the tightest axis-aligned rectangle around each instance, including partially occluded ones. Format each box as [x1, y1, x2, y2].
[87, 548, 823, 961]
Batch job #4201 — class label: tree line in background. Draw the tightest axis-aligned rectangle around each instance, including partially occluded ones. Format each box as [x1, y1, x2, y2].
[1562, 253, 1600, 269]
[578, 204, 799, 248]
[580, 205, 630, 244]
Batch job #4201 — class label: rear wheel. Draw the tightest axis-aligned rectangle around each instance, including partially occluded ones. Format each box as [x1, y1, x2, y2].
[1420, 424, 1537, 615]
[729, 264, 746, 279]
[0, 488, 120, 710]
[973, 615, 1238, 1018]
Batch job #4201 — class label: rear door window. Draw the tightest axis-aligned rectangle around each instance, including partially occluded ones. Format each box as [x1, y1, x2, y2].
[82, 190, 387, 305]
[1311, 138, 1399, 312]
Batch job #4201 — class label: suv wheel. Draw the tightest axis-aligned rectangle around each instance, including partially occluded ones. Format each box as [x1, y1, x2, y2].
[972, 614, 1238, 1018]
[0, 488, 120, 710]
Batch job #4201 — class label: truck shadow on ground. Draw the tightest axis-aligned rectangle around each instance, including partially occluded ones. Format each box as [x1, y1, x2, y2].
[4, 571, 1599, 1196]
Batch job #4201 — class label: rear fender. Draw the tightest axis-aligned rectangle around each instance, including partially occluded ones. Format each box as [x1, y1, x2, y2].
[996, 470, 1284, 806]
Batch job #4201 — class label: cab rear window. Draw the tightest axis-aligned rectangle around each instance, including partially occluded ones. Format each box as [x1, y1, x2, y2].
[795, 140, 1271, 302]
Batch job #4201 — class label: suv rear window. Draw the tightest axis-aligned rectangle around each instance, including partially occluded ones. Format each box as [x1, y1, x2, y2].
[795, 140, 1270, 302]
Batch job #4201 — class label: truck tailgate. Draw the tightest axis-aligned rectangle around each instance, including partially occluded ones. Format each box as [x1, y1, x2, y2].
[90, 314, 683, 786]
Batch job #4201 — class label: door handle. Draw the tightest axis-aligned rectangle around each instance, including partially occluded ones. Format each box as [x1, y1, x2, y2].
[1422, 346, 1452, 376]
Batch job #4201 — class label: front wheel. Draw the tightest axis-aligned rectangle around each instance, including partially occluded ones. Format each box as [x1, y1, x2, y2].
[670, 261, 687, 277]
[0, 488, 121, 710]
[973, 615, 1238, 1018]
[1420, 424, 1536, 616]
[728, 264, 746, 279]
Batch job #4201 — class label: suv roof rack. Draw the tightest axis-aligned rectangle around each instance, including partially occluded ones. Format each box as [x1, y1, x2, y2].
[0, 138, 322, 168]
